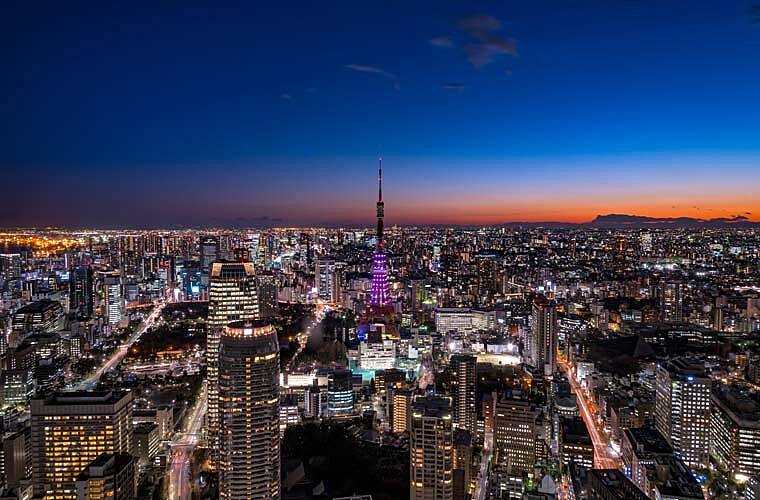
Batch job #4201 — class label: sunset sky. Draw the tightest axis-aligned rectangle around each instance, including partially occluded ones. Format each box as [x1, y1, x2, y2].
[2, 1, 759, 227]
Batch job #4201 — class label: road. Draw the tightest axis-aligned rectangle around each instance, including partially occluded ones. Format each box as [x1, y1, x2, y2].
[74, 302, 166, 390]
[473, 431, 493, 500]
[559, 360, 619, 469]
[168, 386, 207, 500]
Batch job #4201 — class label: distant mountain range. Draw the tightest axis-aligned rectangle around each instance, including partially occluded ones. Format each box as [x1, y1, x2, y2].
[497, 214, 760, 229]
[589, 214, 759, 228]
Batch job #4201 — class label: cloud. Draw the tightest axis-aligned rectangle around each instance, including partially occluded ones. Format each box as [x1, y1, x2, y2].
[344, 64, 400, 89]
[441, 83, 465, 91]
[457, 15, 517, 67]
[280, 93, 293, 101]
[430, 37, 453, 47]
[504, 69, 513, 76]
[753, 4, 760, 24]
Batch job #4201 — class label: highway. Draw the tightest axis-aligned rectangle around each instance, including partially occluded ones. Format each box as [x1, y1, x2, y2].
[74, 301, 166, 390]
[168, 386, 207, 500]
[559, 360, 619, 469]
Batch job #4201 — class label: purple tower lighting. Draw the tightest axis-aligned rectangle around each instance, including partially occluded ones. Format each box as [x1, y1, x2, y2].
[370, 158, 390, 306]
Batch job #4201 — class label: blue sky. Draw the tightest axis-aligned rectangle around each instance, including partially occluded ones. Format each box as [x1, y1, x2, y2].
[2, 0, 759, 226]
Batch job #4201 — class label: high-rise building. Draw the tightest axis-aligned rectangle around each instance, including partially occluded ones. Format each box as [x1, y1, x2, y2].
[559, 417, 594, 470]
[69, 266, 94, 318]
[710, 386, 760, 480]
[531, 297, 557, 376]
[327, 369, 354, 417]
[207, 261, 259, 464]
[218, 321, 280, 500]
[74, 453, 136, 500]
[655, 359, 710, 469]
[494, 394, 538, 473]
[620, 426, 702, 499]
[390, 387, 414, 433]
[31, 391, 132, 499]
[659, 281, 683, 323]
[200, 236, 219, 286]
[257, 272, 278, 319]
[96, 271, 122, 327]
[0, 253, 22, 282]
[315, 257, 338, 303]
[11, 299, 64, 338]
[1, 428, 29, 487]
[410, 396, 454, 500]
[449, 354, 477, 433]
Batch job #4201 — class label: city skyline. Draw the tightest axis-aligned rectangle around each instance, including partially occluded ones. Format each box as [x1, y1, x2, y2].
[3, 1, 760, 227]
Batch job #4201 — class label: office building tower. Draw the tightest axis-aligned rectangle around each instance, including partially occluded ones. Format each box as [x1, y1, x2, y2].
[0, 253, 22, 282]
[257, 272, 278, 319]
[390, 387, 414, 433]
[449, 355, 477, 433]
[660, 281, 683, 323]
[0, 369, 35, 407]
[327, 369, 354, 417]
[710, 386, 760, 480]
[559, 417, 594, 470]
[531, 297, 557, 376]
[1, 428, 29, 487]
[410, 396, 454, 500]
[31, 391, 132, 500]
[200, 236, 219, 282]
[315, 257, 337, 302]
[132, 423, 160, 466]
[655, 359, 710, 469]
[207, 261, 259, 463]
[621, 426, 702, 500]
[96, 271, 122, 327]
[69, 266, 94, 318]
[74, 453, 136, 500]
[218, 321, 280, 500]
[11, 300, 64, 338]
[494, 394, 538, 473]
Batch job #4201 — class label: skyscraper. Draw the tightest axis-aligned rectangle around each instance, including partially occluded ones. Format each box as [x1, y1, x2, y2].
[97, 271, 122, 327]
[327, 369, 354, 417]
[31, 391, 132, 499]
[659, 281, 683, 323]
[200, 235, 219, 288]
[494, 394, 538, 473]
[207, 261, 259, 464]
[655, 358, 711, 469]
[69, 265, 94, 318]
[0, 253, 22, 283]
[449, 354, 477, 433]
[218, 321, 280, 500]
[531, 296, 557, 376]
[315, 257, 337, 302]
[370, 159, 390, 307]
[410, 396, 454, 500]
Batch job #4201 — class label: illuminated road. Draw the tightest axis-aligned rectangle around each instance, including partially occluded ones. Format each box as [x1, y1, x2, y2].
[169, 386, 207, 500]
[286, 300, 331, 370]
[74, 302, 167, 390]
[559, 360, 619, 469]
[473, 432, 493, 500]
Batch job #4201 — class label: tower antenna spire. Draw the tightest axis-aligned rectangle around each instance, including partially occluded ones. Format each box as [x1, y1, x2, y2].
[378, 157, 383, 202]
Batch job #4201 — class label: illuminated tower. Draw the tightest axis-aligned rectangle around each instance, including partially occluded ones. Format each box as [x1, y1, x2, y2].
[370, 158, 390, 307]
